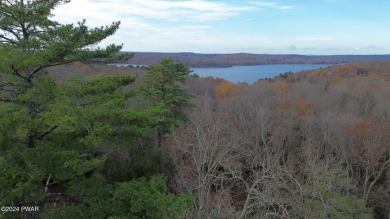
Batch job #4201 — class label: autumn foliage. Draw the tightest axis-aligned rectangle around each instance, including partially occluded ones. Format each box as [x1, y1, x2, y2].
[174, 61, 390, 218]
[296, 99, 316, 116]
[215, 80, 238, 97]
[345, 119, 390, 168]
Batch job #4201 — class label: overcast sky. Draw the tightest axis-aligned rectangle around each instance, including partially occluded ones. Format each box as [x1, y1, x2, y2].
[52, 0, 390, 55]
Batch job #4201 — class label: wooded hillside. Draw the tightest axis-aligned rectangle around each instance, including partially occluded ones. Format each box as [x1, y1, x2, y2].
[48, 60, 390, 218]
[1, 1, 389, 218]
[123, 52, 390, 67]
[166, 60, 390, 218]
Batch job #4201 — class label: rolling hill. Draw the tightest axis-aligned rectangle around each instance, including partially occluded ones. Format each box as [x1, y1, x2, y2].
[122, 52, 390, 67]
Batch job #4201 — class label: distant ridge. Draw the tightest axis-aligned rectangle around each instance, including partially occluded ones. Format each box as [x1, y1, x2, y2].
[121, 52, 390, 68]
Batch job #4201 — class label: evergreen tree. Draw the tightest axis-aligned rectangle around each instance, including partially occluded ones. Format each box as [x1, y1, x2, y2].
[138, 57, 194, 148]
[0, 1, 195, 218]
[0, 72, 159, 217]
[0, 0, 131, 103]
[0, 0, 172, 218]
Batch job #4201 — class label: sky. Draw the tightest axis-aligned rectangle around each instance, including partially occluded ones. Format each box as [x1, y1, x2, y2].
[52, 0, 390, 55]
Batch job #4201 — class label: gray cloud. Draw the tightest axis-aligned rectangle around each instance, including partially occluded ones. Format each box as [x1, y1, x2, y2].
[288, 45, 297, 50]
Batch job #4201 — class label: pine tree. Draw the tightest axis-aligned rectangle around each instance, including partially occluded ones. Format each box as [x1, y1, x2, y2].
[138, 57, 194, 148]
[0, 0, 138, 218]
[0, 0, 131, 103]
[0, 2, 194, 218]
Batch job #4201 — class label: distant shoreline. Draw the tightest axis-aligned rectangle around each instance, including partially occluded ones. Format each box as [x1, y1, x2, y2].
[119, 52, 390, 68]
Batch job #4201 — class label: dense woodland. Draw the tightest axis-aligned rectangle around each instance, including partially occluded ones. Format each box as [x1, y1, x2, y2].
[175, 61, 390, 218]
[1, 1, 390, 219]
[21, 58, 390, 219]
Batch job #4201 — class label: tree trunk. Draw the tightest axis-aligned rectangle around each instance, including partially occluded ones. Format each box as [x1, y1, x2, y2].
[157, 132, 162, 148]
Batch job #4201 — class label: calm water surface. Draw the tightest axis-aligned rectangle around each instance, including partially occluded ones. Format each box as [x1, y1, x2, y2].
[191, 64, 330, 84]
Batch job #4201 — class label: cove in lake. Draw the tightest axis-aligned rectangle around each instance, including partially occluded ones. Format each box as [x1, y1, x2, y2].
[191, 64, 331, 84]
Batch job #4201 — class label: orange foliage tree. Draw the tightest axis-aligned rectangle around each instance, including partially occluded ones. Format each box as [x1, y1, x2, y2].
[215, 80, 237, 98]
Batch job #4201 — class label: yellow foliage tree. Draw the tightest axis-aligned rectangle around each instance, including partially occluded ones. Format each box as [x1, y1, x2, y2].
[273, 81, 292, 94]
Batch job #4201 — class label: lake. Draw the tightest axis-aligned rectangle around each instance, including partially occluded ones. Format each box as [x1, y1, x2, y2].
[191, 64, 330, 84]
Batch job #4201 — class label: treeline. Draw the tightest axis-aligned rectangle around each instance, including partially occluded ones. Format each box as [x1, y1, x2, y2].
[124, 52, 390, 67]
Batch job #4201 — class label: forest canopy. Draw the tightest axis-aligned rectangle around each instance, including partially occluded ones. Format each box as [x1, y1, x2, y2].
[1, 1, 390, 219]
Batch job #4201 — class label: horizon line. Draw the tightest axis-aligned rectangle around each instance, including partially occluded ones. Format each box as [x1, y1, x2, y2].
[121, 51, 390, 56]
